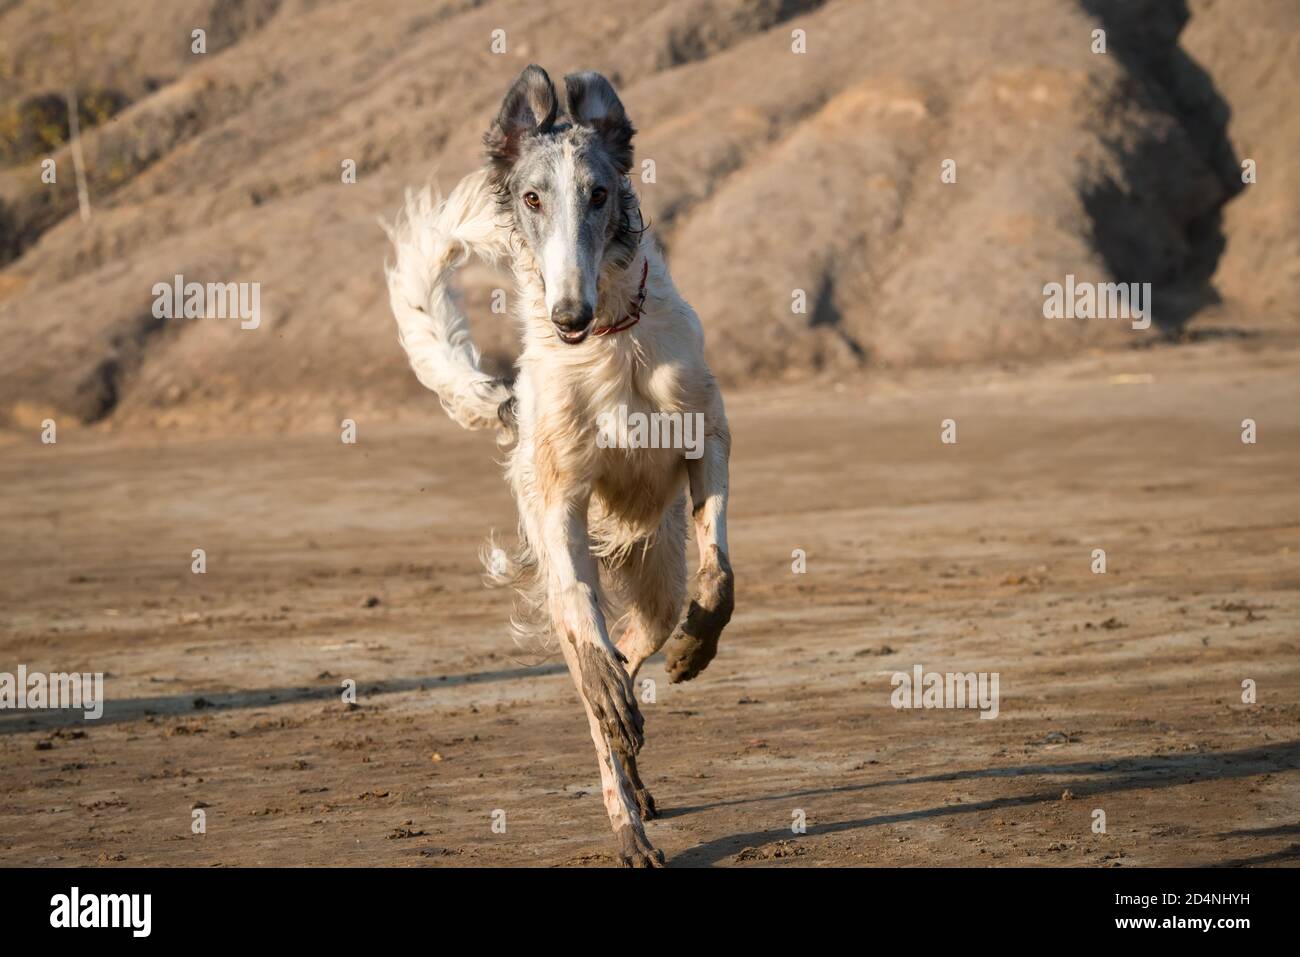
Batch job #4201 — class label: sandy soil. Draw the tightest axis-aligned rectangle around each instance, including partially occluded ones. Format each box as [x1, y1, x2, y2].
[1, 335, 1298, 868]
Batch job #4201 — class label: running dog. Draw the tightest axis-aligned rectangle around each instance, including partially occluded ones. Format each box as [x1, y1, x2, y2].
[384, 65, 734, 867]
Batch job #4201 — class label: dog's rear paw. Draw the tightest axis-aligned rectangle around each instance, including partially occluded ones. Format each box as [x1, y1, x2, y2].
[616, 826, 665, 868]
[665, 548, 734, 684]
[576, 642, 644, 756]
[635, 785, 658, 820]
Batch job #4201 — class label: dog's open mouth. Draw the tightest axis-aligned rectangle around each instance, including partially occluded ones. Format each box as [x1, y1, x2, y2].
[555, 326, 591, 345]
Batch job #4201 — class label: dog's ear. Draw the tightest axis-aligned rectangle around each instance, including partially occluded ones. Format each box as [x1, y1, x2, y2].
[485, 64, 558, 172]
[562, 71, 635, 175]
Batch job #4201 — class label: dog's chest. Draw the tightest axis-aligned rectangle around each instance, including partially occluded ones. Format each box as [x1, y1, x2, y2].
[589, 361, 692, 511]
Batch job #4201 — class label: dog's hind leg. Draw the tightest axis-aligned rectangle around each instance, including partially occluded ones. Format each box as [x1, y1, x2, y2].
[664, 404, 735, 684]
[528, 495, 662, 866]
[602, 497, 687, 819]
[558, 635, 662, 864]
[613, 494, 688, 679]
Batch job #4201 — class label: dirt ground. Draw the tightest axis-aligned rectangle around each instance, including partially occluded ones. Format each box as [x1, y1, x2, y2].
[2, 334, 1298, 868]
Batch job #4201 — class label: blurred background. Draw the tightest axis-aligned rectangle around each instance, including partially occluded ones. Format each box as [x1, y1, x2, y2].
[0, 0, 1296, 432]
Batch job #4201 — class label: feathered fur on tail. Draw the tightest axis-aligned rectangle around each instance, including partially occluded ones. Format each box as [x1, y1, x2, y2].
[383, 169, 512, 430]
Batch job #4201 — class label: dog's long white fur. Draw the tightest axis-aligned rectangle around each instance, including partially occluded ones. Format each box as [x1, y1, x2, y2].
[383, 133, 734, 868]
[383, 169, 511, 430]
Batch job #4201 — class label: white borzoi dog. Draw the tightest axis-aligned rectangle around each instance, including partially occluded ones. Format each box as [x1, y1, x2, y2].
[384, 65, 734, 866]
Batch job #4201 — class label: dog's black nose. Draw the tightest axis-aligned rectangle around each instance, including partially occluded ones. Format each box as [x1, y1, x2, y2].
[551, 300, 594, 333]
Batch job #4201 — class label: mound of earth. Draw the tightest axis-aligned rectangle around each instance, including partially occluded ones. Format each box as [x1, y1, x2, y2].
[0, 0, 1294, 431]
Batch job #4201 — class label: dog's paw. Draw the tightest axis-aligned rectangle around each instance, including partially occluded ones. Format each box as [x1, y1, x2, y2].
[664, 547, 734, 683]
[576, 642, 644, 757]
[614, 744, 658, 820]
[616, 825, 665, 868]
[634, 784, 658, 820]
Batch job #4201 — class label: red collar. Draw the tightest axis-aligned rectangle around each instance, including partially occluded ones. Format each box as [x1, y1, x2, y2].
[592, 259, 649, 336]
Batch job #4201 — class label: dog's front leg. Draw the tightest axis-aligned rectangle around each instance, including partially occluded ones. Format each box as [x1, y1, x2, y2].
[535, 498, 663, 867]
[665, 402, 735, 683]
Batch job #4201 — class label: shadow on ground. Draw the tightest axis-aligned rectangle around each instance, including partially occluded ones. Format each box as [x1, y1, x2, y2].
[666, 741, 1300, 867]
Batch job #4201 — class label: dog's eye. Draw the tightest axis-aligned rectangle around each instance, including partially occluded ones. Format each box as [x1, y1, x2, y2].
[590, 187, 608, 208]
[523, 191, 541, 210]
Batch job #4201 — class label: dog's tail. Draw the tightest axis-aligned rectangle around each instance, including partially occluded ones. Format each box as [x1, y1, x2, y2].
[383, 170, 512, 431]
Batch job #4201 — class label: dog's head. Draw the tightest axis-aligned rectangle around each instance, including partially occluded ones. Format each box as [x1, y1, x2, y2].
[485, 65, 639, 345]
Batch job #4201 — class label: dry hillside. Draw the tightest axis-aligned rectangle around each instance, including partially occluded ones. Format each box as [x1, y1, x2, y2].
[0, 0, 1295, 431]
